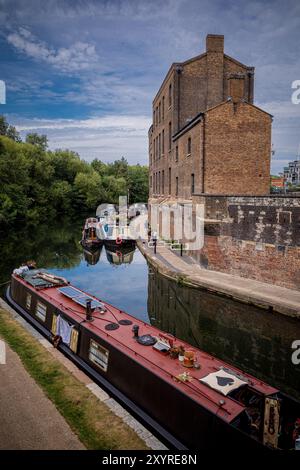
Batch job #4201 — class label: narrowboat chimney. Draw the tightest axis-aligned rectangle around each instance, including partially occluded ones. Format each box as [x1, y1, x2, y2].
[132, 324, 139, 338]
[86, 299, 92, 321]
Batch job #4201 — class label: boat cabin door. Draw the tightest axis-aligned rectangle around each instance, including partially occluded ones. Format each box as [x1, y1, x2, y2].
[263, 397, 280, 448]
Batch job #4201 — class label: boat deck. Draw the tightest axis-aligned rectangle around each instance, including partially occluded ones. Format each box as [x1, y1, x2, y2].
[15, 275, 278, 424]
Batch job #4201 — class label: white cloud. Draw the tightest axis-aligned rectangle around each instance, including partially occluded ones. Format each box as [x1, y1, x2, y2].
[259, 101, 300, 119]
[7, 27, 99, 73]
[14, 115, 151, 164]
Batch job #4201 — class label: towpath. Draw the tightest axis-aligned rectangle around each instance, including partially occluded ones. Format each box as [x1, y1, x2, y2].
[138, 240, 300, 319]
[0, 341, 85, 450]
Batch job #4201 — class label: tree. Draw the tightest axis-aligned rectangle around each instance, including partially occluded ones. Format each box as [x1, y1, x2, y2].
[26, 133, 48, 151]
[0, 115, 21, 142]
[91, 158, 107, 176]
[73, 171, 104, 209]
[127, 165, 149, 203]
[0, 136, 30, 224]
[108, 157, 128, 178]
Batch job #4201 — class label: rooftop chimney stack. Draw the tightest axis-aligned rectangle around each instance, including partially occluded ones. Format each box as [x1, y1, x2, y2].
[228, 73, 245, 103]
[206, 34, 224, 53]
[206, 34, 224, 109]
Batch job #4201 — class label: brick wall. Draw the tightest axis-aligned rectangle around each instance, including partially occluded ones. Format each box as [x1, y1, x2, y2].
[149, 34, 257, 200]
[203, 101, 271, 195]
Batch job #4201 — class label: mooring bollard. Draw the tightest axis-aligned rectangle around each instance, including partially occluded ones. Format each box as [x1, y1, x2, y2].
[153, 238, 157, 254]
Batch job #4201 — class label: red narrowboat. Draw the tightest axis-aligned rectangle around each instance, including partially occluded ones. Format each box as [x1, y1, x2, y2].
[6, 267, 300, 450]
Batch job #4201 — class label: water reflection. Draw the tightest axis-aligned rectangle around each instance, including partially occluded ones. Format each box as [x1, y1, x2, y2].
[0, 217, 83, 290]
[82, 245, 103, 266]
[105, 245, 136, 266]
[1, 218, 299, 400]
[148, 270, 300, 400]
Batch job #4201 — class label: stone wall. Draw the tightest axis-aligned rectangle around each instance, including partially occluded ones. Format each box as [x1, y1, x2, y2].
[190, 195, 300, 289]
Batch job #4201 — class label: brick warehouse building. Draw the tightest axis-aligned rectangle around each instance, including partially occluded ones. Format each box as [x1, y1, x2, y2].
[148, 34, 272, 201]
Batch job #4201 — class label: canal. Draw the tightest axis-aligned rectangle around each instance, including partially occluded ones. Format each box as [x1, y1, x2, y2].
[0, 217, 299, 400]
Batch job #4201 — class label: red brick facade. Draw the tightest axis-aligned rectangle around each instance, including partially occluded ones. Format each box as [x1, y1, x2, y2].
[149, 34, 271, 200]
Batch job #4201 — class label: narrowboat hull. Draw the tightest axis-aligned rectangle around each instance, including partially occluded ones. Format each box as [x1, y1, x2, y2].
[81, 239, 103, 249]
[104, 239, 136, 251]
[7, 272, 299, 451]
[6, 285, 265, 450]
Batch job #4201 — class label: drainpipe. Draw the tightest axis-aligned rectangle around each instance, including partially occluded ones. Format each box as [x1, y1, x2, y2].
[176, 66, 182, 133]
[201, 114, 206, 193]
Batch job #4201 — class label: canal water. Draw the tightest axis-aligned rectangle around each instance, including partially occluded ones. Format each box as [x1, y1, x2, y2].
[0, 217, 299, 400]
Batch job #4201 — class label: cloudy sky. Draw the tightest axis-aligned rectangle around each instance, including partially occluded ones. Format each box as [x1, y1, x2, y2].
[0, 0, 300, 173]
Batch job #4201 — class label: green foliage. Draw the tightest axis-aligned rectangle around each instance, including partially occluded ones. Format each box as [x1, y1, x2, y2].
[0, 116, 149, 226]
[91, 157, 149, 204]
[0, 115, 21, 142]
[25, 132, 48, 151]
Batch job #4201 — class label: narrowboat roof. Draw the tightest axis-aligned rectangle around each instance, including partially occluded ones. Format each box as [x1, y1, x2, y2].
[13, 274, 278, 424]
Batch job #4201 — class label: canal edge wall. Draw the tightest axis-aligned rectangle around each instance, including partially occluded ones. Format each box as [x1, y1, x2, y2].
[137, 240, 300, 319]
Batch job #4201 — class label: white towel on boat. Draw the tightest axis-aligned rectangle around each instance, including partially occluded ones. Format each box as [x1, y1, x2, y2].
[56, 315, 73, 345]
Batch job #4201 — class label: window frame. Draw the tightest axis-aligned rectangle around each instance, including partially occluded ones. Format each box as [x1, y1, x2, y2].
[35, 301, 47, 322]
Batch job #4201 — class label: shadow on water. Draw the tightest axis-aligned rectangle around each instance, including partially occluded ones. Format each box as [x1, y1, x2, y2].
[0, 217, 83, 291]
[148, 269, 300, 400]
[1, 217, 299, 399]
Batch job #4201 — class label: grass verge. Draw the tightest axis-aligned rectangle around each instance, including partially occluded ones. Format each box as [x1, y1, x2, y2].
[0, 307, 148, 450]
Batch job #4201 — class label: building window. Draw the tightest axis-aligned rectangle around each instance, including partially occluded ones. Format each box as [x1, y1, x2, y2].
[158, 171, 161, 193]
[153, 109, 155, 128]
[150, 175, 152, 191]
[159, 101, 161, 123]
[162, 129, 164, 155]
[187, 137, 192, 155]
[35, 301, 47, 322]
[162, 170, 165, 194]
[175, 145, 178, 162]
[168, 122, 172, 151]
[162, 96, 165, 120]
[176, 177, 179, 196]
[169, 83, 172, 108]
[26, 293, 31, 310]
[169, 167, 171, 195]
[191, 173, 195, 194]
[89, 339, 109, 372]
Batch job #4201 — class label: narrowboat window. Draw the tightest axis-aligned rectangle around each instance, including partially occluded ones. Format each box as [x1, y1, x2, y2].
[26, 293, 31, 310]
[51, 314, 58, 335]
[35, 301, 47, 322]
[70, 329, 79, 354]
[89, 339, 109, 372]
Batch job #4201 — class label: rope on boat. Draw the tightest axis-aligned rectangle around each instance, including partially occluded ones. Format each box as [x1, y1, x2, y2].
[0, 280, 10, 287]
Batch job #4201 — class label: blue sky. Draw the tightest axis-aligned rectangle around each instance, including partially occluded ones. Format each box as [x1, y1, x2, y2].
[0, 0, 300, 173]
